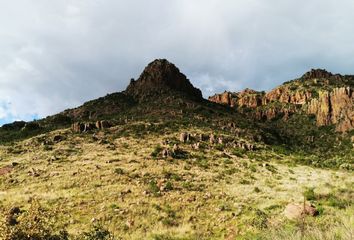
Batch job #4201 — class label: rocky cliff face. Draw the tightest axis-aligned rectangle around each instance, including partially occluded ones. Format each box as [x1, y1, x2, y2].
[209, 69, 354, 132]
[125, 59, 203, 101]
[307, 87, 353, 132]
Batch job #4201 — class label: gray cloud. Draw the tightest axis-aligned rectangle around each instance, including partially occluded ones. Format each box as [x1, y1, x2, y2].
[1, 0, 354, 124]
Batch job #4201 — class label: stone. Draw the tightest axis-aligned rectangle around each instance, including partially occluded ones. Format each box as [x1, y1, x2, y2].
[180, 132, 190, 143]
[72, 122, 85, 133]
[172, 144, 180, 153]
[199, 134, 206, 141]
[210, 134, 216, 144]
[53, 135, 64, 142]
[100, 120, 111, 129]
[162, 148, 171, 158]
[284, 203, 319, 220]
[11, 162, 19, 167]
[84, 123, 96, 132]
[95, 121, 102, 129]
[192, 142, 200, 150]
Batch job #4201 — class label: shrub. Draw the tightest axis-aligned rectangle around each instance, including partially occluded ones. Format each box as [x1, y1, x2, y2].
[151, 145, 163, 158]
[113, 168, 124, 175]
[0, 201, 68, 240]
[164, 181, 173, 191]
[304, 188, 316, 201]
[77, 224, 115, 240]
[148, 180, 161, 197]
[254, 187, 261, 193]
[250, 209, 268, 229]
[325, 194, 349, 209]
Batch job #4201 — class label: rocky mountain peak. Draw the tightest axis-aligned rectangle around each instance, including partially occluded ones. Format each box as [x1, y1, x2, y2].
[302, 69, 333, 79]
[125, 59, 203, 101]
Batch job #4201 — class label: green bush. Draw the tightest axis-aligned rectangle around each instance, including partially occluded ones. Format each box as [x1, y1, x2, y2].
[250, 209, 268, 229]
[77, 224, 115, 240]
[148, 180, 161, 196]
[151, 145, 163, 158]
[304, 188, 316, 201]
[0, 201, 68, 240]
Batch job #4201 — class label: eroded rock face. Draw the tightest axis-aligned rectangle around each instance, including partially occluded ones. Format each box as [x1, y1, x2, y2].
[209, 69, 354, 132]
[307, 87, 353, 132]
[209, 91, 233, 106]
[125, 59, 203, 101]
[209, 89, 264, 108]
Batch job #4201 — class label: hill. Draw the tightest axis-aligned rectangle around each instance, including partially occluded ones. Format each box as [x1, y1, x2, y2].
[0, 60, 353, 239]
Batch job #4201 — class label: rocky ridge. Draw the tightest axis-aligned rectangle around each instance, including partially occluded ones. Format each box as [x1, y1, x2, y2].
[209, 69, 354, 132]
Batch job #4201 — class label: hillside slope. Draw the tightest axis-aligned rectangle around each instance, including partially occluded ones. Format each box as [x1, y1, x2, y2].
[0, 59, 353, 239]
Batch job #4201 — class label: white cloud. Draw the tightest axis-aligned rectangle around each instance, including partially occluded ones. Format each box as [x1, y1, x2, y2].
[1, 0, 354, 124]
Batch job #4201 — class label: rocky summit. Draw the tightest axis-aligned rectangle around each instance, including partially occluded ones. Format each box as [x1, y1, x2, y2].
[0, 60, 353, 240]
[125, 59, 203, 101]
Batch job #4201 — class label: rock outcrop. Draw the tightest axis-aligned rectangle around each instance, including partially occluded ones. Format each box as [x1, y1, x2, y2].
[125, 59, 203, 101]
[302, 69, 333, 80]
[72, 120, 113, 133]
[307, 87, 353, 132]
[209, 69, 354, 132]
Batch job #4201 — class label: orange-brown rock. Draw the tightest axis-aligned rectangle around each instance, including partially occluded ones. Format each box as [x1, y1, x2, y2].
[265, 88, 312, 105]
[284, 203, 319, 220]
[307, 87, 353, 132]
[209, 91, 233, 106]
[209, 69, 353, 132]
[209, 89, 264, 108]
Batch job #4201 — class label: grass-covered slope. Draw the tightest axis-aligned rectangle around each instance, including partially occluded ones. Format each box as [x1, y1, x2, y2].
[0, 119, 353, 239]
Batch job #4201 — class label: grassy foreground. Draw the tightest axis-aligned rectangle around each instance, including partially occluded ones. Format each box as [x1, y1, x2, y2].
[0, 121, 353, 239]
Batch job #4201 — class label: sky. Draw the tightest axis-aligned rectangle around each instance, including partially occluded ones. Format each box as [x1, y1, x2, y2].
[1, 0, 354, 125]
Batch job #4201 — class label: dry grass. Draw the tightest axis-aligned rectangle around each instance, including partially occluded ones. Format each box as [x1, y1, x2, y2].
[0, 123, 353, 239]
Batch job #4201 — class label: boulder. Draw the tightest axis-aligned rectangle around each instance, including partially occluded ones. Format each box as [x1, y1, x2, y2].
[172, 144, 180, 153]
[72, 122, 85, 133]
[83, 123, 96, 132]
[100, 120, 111, 129]
[180, 132, 190, 143]
[53, 135, 64, 142]
[162, 148, 171, 158]
[210, 134, 216, 144]
[199, 134, 206, 141]
[192, 142, 200, 150]
[95, 121, 102, 129]
[284, 203, 319, 220]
